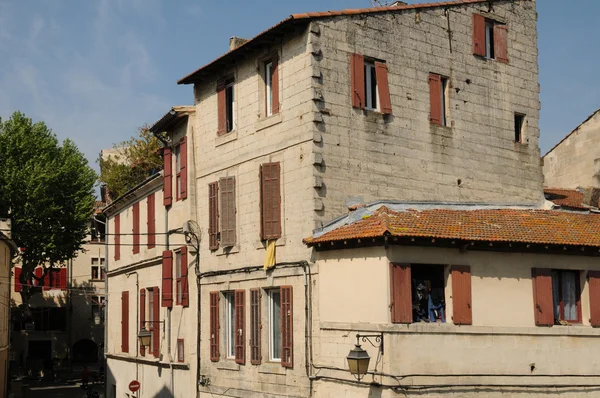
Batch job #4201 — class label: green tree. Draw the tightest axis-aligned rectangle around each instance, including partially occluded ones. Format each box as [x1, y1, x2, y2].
[98, 124, 162, 201]
[0, 112, 97, 302]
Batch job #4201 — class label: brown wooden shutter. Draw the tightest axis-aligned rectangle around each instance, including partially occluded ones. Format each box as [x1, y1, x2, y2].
[375, 61, 392, 115]
[472, 14, 486, 56]
[281, 286, 293, 368]
[147, 193, 155, 249]
[494, 24, 509, 64]
[532, 268, 554, 326]
[260, 163, 282, 240]
[429, 73, 443, 125]
[451, 265, 472, 325]
[208, 182, 219, 250]
[163, 148, 173, 206]
[132, 202, 140, 254]
[271, 58, 280, 114]
[217, 80, 227, 135]
[219, 177, 236, 247]
[121, 291, 129, 353]
[250, 288, 261, 365]
[181, 246, 189, 307]
[152, 287, 160, 357]
[389, 263, 412, 323]
[180, 137, 188, 200]
[59, 268, 67, 290]
[235, 289, 245, 364]
[140, 288, 146, 356]
[350, 53, 365, 108]
[589, 271, 600, 327]
[14, 268, 22, 292]
[210, 291, 220, 361]
[161, 251, 173, 307]
[114, 214, 121, 261]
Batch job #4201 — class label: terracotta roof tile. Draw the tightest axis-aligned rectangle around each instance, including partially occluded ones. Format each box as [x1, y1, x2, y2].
[544, 188, 587, 210]
[304, 206, 600, 248]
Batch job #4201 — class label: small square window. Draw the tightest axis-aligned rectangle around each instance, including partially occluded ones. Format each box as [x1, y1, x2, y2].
[514, 113, 525, 143]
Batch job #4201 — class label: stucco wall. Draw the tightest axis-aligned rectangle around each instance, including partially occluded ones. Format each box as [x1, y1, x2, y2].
[312, 245, 600, 397]
[543, 111, 600, 189]
[0, 242, 10, 396]
[311, 0, 542, 222]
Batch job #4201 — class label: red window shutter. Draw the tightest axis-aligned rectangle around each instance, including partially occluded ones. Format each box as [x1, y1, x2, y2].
[132, 202, 140, 254]
[281, 286, 293, 368]
[350, 53, 365, 108]
[181, 246, 189, 307]
[41, 268, 50, 291]
[140, 288, 146, 356]
[34, 268, 42, 288]
[219, 177, 236, 247]
[217, 80, 227, 135]
[235, 289, 245, 364]
[180, 137, 188, 200]
[451, 265, 472, 325]
[589, 271, 600, 327]
[163, 148, 173, 206]
[208, 182, 219, 250]
[161, 250, 173, 308]
[122, 291, 129, 353]
[472, 14, 486, 56]
[429, 73, 443, 125]
[271, 59, 280, 114]
[210, 291, 220, 361]
[147, 193, 155, 249]
[152, 287, 160, 357]
[250, 288, 261, 365]
[14, 267, 22, 292]
[375, 62, 392, 115]
[114, 214, 121, 261]
[59, 268, 67, 290]
[532, 268, 554, 326]
[389, 263, 412, 323]
[494, 24, 509, 64]
[260, 163, 282, 240]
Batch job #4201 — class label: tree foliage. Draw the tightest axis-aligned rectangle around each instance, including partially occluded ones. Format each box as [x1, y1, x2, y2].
[98, 124, 162, 201]
[0, 112, 97, 300]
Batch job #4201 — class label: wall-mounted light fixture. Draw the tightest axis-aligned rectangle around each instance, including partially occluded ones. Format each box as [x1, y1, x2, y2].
[137, 321, 165, 347]
[346, 333, 384, 381]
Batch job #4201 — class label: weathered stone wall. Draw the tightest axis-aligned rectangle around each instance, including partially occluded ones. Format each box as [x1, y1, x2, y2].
[543, 110, 600, 189]
[311, 0, 542, 222]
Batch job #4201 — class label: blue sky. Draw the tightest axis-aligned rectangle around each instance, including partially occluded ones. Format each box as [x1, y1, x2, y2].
[0, 0, 597, 169]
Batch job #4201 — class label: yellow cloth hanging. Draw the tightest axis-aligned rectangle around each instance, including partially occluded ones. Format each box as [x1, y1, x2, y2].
[264, 239, 276, 270]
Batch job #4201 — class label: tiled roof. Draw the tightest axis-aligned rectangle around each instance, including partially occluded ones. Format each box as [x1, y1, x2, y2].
[544, 188, 587, 210]
[304, 206, 600, 248]
[178, 0, 495, 84]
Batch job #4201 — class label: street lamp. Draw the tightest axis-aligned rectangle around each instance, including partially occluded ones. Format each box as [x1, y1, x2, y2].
[138, 327, 152, 347]
[346, 333, 384, 381]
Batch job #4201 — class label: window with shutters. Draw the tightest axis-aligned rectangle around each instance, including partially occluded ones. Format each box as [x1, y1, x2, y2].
[147, 193, 156, 249]
[132, 202, 140, 254]
[429, 73, 449, 126]
[164, 148, 173, 206]
[177, 339, 184, 363]
[473, 14, 508, 63]
[224, 292, 235, 358]
[514, 113, 525, 143]
[350, 53, 392, 114]
[114, 214, 121, 261]
[175, 144, 181, 200]
[121, 291, 129, 353]
[208, 182, 219, 251]
[250, 289, 261, 365]
[148, 288, 155, 349]
[268, 289, 281, 361]
[263, 57, 279, 117]
[219, 176, 236, 247]
[260, 162, 281, 240]
[551, 270, 581, 324]
[210, 292, 220, 361]
[217, 78, 236, 135]
[234, 290, 245, 364]
[147, 286, 161, 357]
[175, 250, 182, 305]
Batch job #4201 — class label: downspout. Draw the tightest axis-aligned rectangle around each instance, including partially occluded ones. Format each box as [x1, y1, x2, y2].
[101, 216, 109, 398]
[126, 271, 139, 397]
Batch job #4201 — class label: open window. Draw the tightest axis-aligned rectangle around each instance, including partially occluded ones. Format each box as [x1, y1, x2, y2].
[412, 265, 446, 323]
[473, 14, 508, 63]
[552, 270, 581, 324]
[264, 58, 279, 117]
[514, 113, 525, 143]
[350, 53, 392, 114]
[217, 77, 236, 135]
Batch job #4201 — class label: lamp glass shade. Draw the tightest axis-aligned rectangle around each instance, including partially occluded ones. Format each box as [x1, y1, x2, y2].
[347, 344, 370, 378]
[138, 327, 152, 347]
[94, 315, 101, 325]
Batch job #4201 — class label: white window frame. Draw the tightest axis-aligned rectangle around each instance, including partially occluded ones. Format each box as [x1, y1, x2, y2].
[265, 62, 273, 117]
[485, 20, 495, 59]
[269, 289, 281, 362]
[91, 257, 105, 280]
[364, 61, 379, 111]
[225, 292, 235, 359]
[226, 81, 236, 132]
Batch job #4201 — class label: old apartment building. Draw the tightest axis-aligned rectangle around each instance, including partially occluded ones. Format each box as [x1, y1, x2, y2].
[104, 106, 198, 398]
[103, 0, 597, 397]
[0, 219, 17, 397]
[10, 209, 106, 375]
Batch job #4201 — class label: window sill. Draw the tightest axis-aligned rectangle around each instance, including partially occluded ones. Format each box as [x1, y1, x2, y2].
[258, 362, 286, 375]
[255, 113, 282, 132]
[215, 245, 240, 256]
[254, 237, 287, 250]
[215, 131, 238, 147]
[216, 361, 240, 371]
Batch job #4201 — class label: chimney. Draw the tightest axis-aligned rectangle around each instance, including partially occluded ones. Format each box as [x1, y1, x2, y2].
[229, 36, 249, 51]
[582, 187, 600, 208]
[0, 218, 12, 239]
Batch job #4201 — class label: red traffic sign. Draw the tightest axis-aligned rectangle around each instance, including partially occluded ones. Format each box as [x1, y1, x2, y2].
[129, 380, 141, 392]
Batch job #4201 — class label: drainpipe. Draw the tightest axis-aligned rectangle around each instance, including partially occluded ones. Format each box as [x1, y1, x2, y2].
[97, 215, 109, 398]
[126, 271, 139, 397]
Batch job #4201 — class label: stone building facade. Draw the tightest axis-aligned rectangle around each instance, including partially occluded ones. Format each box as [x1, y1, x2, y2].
[0, 219, 17, 397]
